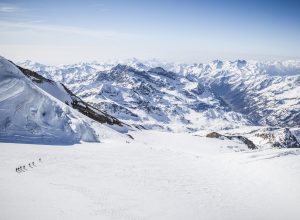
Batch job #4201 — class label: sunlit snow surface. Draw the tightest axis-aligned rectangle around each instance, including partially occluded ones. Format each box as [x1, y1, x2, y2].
[1, 130, 300, 220]
[0, 57, 100, 144]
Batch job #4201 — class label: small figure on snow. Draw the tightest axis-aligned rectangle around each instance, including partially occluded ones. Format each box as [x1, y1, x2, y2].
[39, 158, 42, 163]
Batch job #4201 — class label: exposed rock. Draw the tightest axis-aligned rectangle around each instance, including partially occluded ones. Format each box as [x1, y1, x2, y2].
[14, 64, 52, 84]
[206, 132, 223, 139]
[232, 135, 257, 150]
[255, 128, 300, 148]
[206, 132, 257, 150]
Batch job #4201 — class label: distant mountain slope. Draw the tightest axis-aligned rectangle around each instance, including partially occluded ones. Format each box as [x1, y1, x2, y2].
[171, 60, 300, 127]
[18, 59, 300, 129]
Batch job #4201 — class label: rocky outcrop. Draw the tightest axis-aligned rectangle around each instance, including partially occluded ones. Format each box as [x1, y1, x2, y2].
[206, 132, 257, 149]
[255, 128, 300, 148]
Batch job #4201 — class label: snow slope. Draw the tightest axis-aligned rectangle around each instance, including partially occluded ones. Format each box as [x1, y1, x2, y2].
[1, 131, 300, 220]
[0, 57, 99, 144]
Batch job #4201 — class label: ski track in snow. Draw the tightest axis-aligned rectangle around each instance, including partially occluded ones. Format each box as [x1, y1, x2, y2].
[1, 131, 300, 220]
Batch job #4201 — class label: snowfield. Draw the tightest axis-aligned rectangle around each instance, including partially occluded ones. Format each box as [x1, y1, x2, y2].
[1, 130, 300, 220]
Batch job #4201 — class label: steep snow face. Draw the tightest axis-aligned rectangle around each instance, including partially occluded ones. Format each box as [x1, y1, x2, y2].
[0, 57, 98, 144]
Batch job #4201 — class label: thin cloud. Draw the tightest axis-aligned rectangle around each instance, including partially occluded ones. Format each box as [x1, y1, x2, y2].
[0, 20, 129, 39]
[0, 4, 18, 13]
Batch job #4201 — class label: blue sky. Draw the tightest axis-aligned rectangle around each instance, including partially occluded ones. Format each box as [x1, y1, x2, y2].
[0, 0, 299, 64]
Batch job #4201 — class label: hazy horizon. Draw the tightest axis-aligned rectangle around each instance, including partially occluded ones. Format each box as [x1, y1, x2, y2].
[1, 0, 300, 65]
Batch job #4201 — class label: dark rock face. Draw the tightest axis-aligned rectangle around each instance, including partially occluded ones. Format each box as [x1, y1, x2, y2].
[206, 132, 257, 150]
[233, 136, 257, 150]
[70, 99, 124, 126]
[15, 64, 52, 84]
[275, 128, 300, 148]
[206, 132, 223, 139]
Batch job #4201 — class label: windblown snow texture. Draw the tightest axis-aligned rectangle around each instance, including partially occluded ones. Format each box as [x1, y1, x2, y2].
[0, 57, 98, 144]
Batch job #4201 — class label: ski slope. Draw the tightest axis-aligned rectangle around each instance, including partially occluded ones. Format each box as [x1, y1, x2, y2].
[1, 131, 299, 220]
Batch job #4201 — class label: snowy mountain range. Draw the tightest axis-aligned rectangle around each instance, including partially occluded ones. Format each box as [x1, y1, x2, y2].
[18, 58, 300, 128]
[1, 56, 300, 148]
